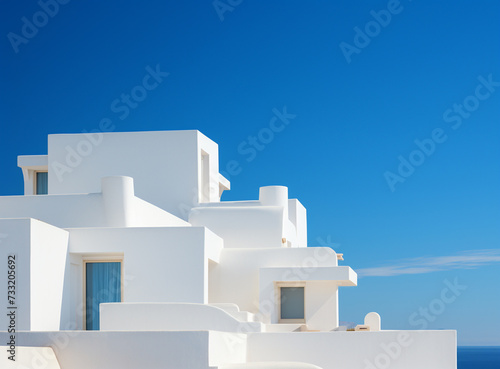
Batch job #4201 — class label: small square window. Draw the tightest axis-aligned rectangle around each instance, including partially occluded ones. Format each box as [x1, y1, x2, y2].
[280, 286, 305, 321]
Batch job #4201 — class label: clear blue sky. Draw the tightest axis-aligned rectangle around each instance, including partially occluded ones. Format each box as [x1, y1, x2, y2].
[1, 0, 499, 345]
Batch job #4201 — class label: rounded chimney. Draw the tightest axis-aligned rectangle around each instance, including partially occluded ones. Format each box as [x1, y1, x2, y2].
[259, 186, 288, 208]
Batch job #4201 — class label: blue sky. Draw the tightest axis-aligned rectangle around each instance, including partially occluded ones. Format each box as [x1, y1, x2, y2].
[1, 0, 499, 345]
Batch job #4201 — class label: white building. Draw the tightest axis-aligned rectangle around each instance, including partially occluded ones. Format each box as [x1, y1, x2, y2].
[0, 130, 456, 369]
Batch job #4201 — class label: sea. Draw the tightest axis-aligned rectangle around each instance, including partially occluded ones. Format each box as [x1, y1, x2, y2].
[458, 347, 500, 369]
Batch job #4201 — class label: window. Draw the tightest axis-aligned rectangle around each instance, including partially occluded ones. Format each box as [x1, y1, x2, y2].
[200, 151, 210, 202]
[84, 261, 122, 330]
[278, 282, 305, 323]
[35, 171, 48, 195]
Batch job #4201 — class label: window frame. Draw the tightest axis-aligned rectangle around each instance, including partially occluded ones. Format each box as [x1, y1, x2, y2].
[34, 171, 48, 195]
[200, 150, 210, 203]
[276, 281, 306, 324]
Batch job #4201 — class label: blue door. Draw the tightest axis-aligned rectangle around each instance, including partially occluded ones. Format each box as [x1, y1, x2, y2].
[85, 262, 121, 330]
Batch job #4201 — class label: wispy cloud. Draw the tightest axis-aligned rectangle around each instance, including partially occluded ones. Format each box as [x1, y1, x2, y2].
[357, 249, 500, 277]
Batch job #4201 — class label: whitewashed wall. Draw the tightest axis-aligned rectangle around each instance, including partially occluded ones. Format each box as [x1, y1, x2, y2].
[288, 199, 307, 248]
[209, 247, 346, 326]
[0, 177, 189, 229]
[0, 218, 68, 331]
[258, 266, 355, 329]
[47, 130, 221, 219]
[247, 330, 457, 369]
[100, 303, 263, 332]
[190, 186, 303, 249]
[65, 226, 223, 329]
[0, 330, 455, 369]
[190, 206, 287, 249]
[0, 330, 246, 369]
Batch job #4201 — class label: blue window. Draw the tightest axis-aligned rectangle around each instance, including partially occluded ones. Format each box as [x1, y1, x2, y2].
[280, 286, 305, 320]
[85, 262, 122, 330]
[36, 172, 48, 195]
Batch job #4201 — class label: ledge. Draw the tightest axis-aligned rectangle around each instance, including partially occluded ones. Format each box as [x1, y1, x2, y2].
[17, 155, 48, 169]
[259, 266, 357, 286]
